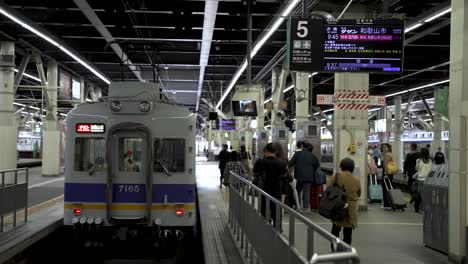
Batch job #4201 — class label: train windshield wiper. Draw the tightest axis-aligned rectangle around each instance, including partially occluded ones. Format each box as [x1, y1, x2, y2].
[89, 157, 104, 175]
[157, 159, 172, 176]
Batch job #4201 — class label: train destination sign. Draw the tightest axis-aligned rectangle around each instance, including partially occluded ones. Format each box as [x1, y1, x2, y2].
[288, 18, 404, 73]
[76, 123, 106, 134]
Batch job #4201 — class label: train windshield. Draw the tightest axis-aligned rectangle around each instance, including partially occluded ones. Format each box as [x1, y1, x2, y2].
[74, 138, 106, 172]
[119, 137, 143, 172]
[154, 139, 185, 173]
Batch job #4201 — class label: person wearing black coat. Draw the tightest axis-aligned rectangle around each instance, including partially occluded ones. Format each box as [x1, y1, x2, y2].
[218, 144, 230, 188]
[403, 143, 419, 192]
[289, 141, 320, 212]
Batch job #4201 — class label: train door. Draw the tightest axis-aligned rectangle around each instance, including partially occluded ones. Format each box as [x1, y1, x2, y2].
[109, 128, 151, 223]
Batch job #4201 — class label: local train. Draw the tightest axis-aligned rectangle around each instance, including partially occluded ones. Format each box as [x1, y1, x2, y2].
[63, 82, 196, 250]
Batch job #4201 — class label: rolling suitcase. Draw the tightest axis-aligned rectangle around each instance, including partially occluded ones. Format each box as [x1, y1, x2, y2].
[310, 184, 324, 210]
[368, 175, 383, 203]
[383, 176, 406, 211]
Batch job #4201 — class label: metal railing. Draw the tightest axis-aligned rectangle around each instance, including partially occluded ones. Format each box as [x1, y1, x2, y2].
[228, 171, 360, 264]
[0, 168, 29, 232]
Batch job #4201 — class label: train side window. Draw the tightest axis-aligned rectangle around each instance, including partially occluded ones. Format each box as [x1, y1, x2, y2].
[119, 137, 143, 172]
[74, 138, 106, 172]
[154, 139, 185, 173]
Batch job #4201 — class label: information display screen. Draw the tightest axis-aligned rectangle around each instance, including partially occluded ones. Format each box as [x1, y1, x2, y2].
[72, 78, 81, 100]
[289, 18, 404, 73]
[321, 20, 404, 72]
[221, 119, 236, 131]
[232, 100, 258, 117]
[58, 69, 72, 99]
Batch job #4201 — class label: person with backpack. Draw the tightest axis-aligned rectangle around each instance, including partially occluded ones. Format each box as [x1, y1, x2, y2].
[412, 147, 432, 212]
[326, 158, 361, 246]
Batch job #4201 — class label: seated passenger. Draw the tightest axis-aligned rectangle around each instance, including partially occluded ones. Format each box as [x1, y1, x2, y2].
[223, 151, 244, 186]
[123, 151, 136, 172]
[327, 158, 361, 246]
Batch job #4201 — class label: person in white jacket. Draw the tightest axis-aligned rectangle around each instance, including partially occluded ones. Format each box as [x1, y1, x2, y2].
[412, 147, 432, 212]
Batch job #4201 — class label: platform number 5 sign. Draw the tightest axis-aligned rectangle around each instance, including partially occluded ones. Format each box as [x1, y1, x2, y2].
[297, 21, 308, 38]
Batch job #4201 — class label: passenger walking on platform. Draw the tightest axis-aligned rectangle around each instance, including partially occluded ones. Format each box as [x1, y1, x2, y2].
[289, 141, 320, 212]
[218, 144, 230, 188]
[382, 143, 394, 208]
[372, 145, 381, 168]
[239, 145, 253, 179]
[412, 147, 432, 212]
[404, 143, 420, 195]
[328, 158, 361, 247]
[223, 151, 244, 186]
[253, 143, 285, 228]
[433, 147, 446, 165]
[272, 142, 293, 206]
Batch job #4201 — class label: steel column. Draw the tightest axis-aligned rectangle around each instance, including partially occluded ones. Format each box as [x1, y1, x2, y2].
[13, 52, 31, 93]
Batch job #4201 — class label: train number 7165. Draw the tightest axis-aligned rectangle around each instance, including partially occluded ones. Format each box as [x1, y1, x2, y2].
[118, 185, 140, 193]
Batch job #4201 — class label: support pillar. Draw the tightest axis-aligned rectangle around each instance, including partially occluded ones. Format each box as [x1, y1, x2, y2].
[208, 121, 213, 161]
[432, 88, 445, 154]
[394, 96, 403, 171]
[42, 61, 60, 177]
[448, 0, 468, 262]
[333, 73, 369, 210]
[0, 41, 17, 184]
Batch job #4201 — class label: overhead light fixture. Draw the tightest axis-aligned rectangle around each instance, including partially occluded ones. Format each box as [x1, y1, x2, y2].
[0, 7, 110, 85]
[13, 68, 41, 82]
[308, 72, 318, 78]
[408, 79, 449, 92]
[264, 98, 272, 104]
[405, 22, 423, 33]
[283, 85, 294, 93]
[216, 0, 300, 109]
[424, 7, 451, 22]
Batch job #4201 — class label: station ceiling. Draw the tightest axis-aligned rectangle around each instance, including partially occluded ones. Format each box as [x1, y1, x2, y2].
[0, 0, 450, 119]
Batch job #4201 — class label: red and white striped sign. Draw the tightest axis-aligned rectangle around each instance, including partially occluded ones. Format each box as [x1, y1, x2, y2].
[317, 94, 334, 105]
[335, 93, 369, 100]
[336, 104, 369, 110]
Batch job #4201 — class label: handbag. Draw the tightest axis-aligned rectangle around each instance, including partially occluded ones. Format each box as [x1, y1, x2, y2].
[318, 173, 348, 221]
[386, 159, 399, 175]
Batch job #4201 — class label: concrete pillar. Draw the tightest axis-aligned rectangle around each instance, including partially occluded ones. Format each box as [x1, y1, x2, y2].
[448, 0, 468, 262]
[432, 88, 445, 154]
[42, 61, 60, 177]
[394, 96, 403, 171]
[0, 41, 17, 184]
[333, 73, 369, 210]
[207, 121, 213, 160]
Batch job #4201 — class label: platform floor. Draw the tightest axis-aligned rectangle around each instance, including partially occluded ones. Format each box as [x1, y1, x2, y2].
[196, 159, 449, 264]
[196, 157, 243, 264]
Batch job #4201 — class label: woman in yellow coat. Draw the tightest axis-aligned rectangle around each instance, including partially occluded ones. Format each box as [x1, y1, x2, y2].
[326, 158, 361, 246]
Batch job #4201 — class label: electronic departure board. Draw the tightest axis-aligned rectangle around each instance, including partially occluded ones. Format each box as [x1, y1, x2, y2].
[288, 18, 405, 73]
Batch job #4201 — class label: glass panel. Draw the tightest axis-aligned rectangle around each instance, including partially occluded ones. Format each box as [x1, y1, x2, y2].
[119, 137, 143, 172]
[74, 138, 106, 172]
[154, 139, 185, 172]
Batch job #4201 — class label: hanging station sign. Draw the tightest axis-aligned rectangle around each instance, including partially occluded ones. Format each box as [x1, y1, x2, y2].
[288, 18, 404, 73]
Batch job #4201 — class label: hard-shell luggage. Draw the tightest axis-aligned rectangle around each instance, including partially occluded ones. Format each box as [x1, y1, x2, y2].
[368, 175, 383, 203]
[310, 184, 324, 210]
[383, 176, 406, 211]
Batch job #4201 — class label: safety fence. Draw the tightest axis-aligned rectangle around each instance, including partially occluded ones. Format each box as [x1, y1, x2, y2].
[228, 171, 360, 264]
[0, 168, 29, 232]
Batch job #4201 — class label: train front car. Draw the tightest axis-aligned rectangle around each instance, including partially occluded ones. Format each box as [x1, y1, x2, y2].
[64, 82, 196, 249]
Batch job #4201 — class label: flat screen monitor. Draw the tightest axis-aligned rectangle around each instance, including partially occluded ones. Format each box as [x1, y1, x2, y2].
[72, 78, 81, 100]
[232, 100, 258, 117]
[221, 119, 236, 131]
[208, 112, 218, 121]
[58, 69, 71, 99]
[308, 125, 318, 137]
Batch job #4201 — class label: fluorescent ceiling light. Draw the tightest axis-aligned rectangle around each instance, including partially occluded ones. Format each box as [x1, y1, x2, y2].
[86, 98, 92, 102]
[14, 68, 41, 82]
[14, 102, 25, 107]
[59, 113, 67, 117]
[0, 7, 110, 85]
[424, 8, 451, 22]
[216, 0, 300, 108]
[283, 85, 294, 93]
[405, 23, 423, 33]
[408, 79, 449, 92]
[308, 72, 318, 78]
[264, 98, 272, 104]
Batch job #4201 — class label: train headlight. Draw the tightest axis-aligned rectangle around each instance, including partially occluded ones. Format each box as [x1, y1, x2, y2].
[110, 100, 122, 112]
[138, 101, 152, 112]
[95, 217, 102, 225]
